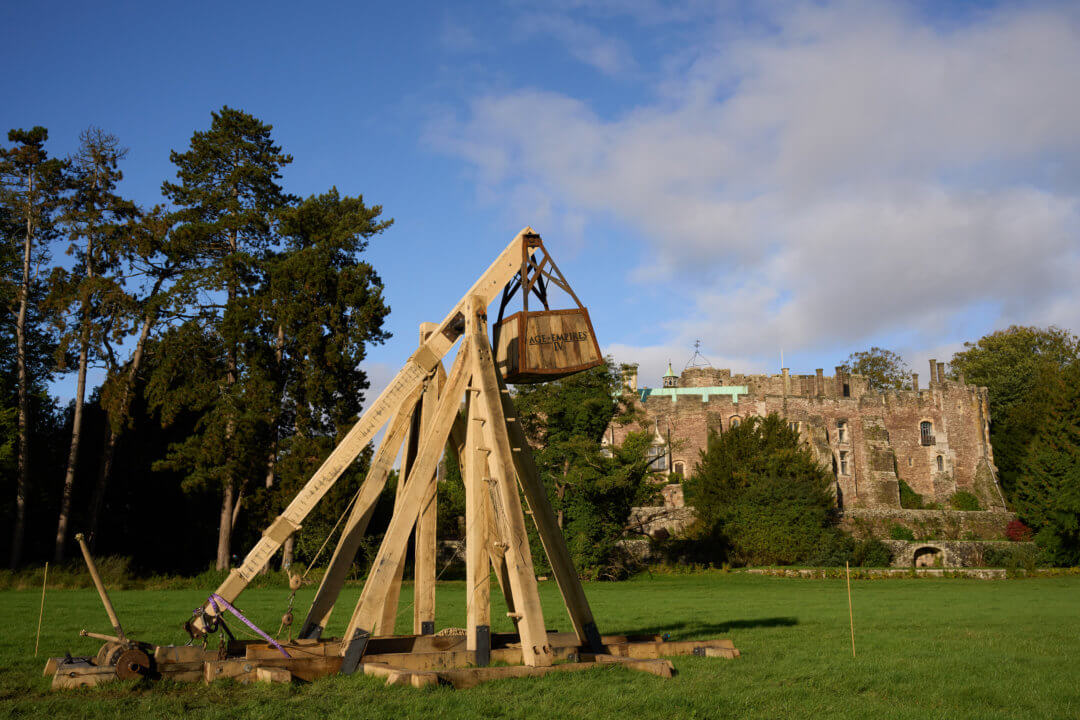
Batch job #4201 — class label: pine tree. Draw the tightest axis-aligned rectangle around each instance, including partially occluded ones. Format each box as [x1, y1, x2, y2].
[46, 128, 138, 562]
[263, 188, 391, 568]
[0, 127, 66, 567]
[1013, 363, 1080, 565]
[156, 107, 295, 569]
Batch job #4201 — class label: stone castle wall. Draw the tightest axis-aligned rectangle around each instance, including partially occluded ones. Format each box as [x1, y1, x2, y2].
[608, 361, 1005, 512]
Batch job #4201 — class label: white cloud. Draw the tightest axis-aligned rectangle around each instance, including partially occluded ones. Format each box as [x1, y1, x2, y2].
[434, 2, 1080, 366]
[519, 13, 638, 76]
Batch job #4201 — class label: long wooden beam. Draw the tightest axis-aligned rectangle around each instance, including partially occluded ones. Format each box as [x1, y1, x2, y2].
[298, 384, 422, 639]
[192, 227, 538, 632]
[339, 337, 474, 672]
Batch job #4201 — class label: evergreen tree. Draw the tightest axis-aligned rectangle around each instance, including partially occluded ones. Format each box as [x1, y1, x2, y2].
[1013, 363, 1080, 565]
[260, 188, 391, 569]
[46, 127, 138, 561]
[156, 107, 295, 569]
[685, 414, 839, 566]
[0, 127, 65, 567]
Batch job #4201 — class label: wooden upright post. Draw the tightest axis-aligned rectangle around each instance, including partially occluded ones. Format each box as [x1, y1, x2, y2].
[469, 299, 553, 667]
[414, 323, 442, 636]
[464, 388, 491, 663]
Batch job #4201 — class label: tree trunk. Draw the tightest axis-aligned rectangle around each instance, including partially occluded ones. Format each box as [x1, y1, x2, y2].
[216, 481, 235, 570]
[54, 323, 90, 563]
[10, 173, 34, 569]
[87, 283, 161, 551]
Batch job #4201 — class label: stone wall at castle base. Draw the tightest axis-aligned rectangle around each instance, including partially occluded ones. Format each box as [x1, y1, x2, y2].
[841, 508, 1014, 541]
[882, 539, 1039, 568]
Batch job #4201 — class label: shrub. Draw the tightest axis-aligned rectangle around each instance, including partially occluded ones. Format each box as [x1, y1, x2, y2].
[1006, 519, 1033, 542]
[949, 490, 982, 511]
[853, 538, 893, 567]
[685, 414, 838, 566]
[982, 544, 1042, 571]
[898, 479, 924, 509]
[889, 524, 916, 541]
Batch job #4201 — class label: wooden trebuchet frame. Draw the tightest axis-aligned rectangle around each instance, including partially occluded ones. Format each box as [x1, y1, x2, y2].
[46, 228, 739, 691]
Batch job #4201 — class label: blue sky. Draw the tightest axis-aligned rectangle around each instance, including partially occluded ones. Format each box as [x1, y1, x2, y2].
[4, 0, 1078, 400]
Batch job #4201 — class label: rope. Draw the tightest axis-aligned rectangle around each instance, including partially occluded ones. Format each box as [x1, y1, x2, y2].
[208, 593, 290, 658]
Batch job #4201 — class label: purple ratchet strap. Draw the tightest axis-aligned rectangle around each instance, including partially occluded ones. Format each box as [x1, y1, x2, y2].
[208, 592, 291, 658]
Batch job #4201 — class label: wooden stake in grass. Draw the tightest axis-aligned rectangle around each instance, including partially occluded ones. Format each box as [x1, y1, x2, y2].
[845, 561, 855, 658]
[35, 562, 48, 657]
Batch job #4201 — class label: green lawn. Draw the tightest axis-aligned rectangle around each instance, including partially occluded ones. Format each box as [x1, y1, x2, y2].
[1, 572, 1077, 719]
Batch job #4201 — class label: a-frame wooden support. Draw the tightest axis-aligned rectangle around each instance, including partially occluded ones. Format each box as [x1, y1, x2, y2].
[330, 295, 599, 673]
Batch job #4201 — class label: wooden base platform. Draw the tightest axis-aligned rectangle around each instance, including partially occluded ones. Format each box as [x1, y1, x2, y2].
[47, 631, 739, 690]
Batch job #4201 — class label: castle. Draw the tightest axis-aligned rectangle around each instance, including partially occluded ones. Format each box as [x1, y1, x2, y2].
[608, 359, 1006, 512]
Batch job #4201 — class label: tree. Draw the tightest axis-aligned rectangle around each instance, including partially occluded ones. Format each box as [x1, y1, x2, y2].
[685, 413, 839, 566]
[46, 128, 138, 562]
[512, 361, 655, 576]
[1012, 363, 1080, 565]
[840, 347, 910, 391]
[0, 127, 66, 567]
[155, 107, 295, 569]
[261, 188, 391, 569]
[86, 206, 178, 549]
[950, 326, 1080, 499]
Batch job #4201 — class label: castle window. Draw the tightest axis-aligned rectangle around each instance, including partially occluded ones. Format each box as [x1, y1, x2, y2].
[647, 444, 667, 472]
[837, 421, 848, 444]
[920, 421, 935, 446]
[788, 421, 800, 433]
[729, 416, 740, 428]
[673, 461, 685, 476]
[937, 455, 944, 472]
[843, 383, 850, 397]
[839, 450, 850, 475]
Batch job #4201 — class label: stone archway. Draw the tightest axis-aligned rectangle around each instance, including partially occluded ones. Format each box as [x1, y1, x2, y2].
[913, 546, 943, 568]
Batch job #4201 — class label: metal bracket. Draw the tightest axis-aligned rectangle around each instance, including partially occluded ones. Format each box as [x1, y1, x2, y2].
[476, 625, 490, 667]
[420, 621, 435, 636]
[340, 628, 370, 675]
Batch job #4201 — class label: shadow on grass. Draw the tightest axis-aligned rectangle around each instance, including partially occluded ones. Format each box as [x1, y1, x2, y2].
[614, 617, 798, 640]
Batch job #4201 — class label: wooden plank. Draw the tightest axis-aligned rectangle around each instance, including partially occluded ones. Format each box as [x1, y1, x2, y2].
[414, 331, 442, 635]
[340, 338, 474, 666]
[470, 315, 552, 667]
[300, 385, 422, 638]
[465, 388, 491, 656]
[194, 228, 538, 630]
[579, 654, 674, 678]
[496, 366, 600, 649]
[435, 661, 610, 690]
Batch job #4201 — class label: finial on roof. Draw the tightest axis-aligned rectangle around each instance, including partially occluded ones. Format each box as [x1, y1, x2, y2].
[664, 360, 677, 378]
[684, 340, 713, 369]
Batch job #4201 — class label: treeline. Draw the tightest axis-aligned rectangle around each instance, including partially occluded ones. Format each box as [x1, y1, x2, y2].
[0, 108, 392, 573]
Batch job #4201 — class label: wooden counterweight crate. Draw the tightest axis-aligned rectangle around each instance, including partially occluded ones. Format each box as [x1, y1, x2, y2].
[494, 308, 603, 383]
[492, 232, 603, 384]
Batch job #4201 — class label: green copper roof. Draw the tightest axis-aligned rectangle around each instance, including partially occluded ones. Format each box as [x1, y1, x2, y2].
[638, 385, 748, 403]
[663, 362, 678, 378]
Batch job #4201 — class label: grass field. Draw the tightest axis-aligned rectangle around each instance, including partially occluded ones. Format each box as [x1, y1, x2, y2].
[1, 572, 1077, 719]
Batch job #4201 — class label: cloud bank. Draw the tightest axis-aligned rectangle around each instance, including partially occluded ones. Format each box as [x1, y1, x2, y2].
[434, 2, 1080, 383]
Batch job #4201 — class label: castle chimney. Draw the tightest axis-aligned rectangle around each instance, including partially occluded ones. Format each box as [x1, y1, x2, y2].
[912, 373, 919, 392]
[625, 364, 639, 392]
[958, 371, 966, 386]
[835, 366, 845, 396]
[928, 359, 937, 386]
[937, 362, 946, 385]
[782, 368, 790, 396]
[815, 368, 824, 397]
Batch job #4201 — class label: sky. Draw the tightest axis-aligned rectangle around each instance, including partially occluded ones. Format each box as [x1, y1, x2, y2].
[3, 0, 1079, 400]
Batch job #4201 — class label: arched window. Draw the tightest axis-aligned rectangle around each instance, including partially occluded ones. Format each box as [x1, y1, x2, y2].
[673, 461, 685, 476]
[730, 416, 740, 428]
[936, 455, 944, 472]
[646, 444, 667, 472]
[920, 421, 935, 446]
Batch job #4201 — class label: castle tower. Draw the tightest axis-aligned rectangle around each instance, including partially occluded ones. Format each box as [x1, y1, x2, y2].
[662, 362, 679, 388]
